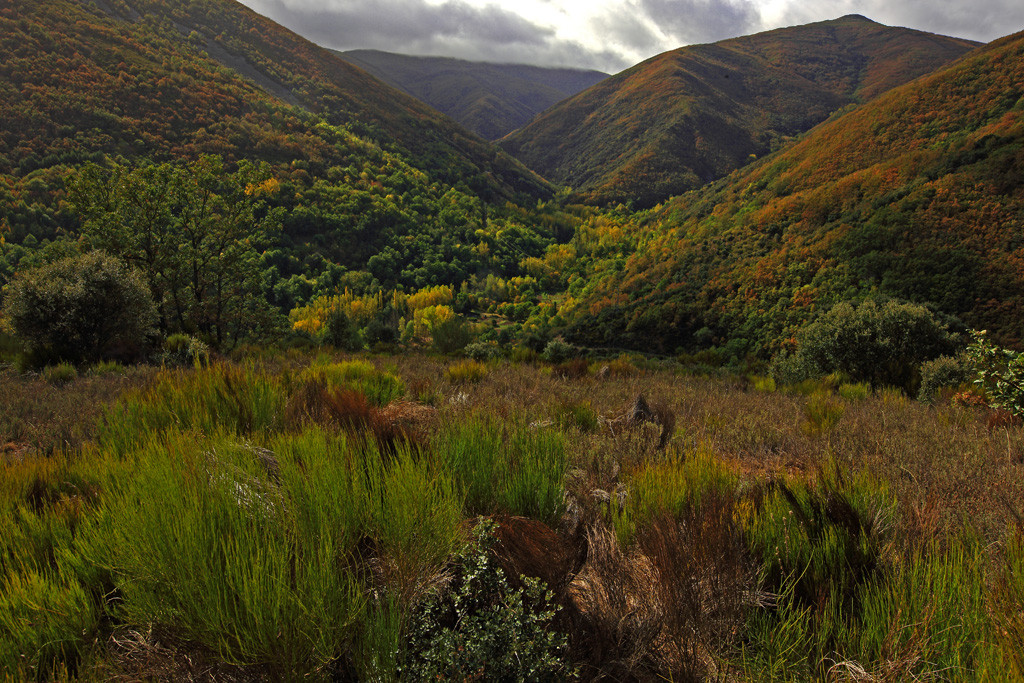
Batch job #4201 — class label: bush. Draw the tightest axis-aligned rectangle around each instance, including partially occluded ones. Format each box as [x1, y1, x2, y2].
[542, 337, 578, 364]
[401, 520, 571, 682]
[2, 251, 157, 365]
[464, 341, 500, 362]
[794, 299, 960, 392]
[918, 355, 970, 404]
[444, 359, 488, 384]
[161, 333, 210, 367]
[300, 360, 405, 407]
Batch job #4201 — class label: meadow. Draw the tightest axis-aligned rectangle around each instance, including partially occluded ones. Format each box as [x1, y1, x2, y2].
[2, 350, 1023, 681]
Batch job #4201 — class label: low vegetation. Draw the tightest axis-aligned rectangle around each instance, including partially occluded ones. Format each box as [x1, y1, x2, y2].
[2, 348, 1023, 680]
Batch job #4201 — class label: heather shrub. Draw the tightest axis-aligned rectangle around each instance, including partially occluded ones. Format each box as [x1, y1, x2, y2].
[2, 251, 157, 365]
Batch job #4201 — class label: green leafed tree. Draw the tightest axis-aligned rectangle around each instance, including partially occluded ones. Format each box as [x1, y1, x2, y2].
[1, 250, 157, 365]
[70, 156, 283, 348]
[795, 299, 962, 391]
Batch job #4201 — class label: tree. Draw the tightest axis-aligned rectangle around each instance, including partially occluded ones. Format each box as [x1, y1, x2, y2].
[70, 156, 282, 348]
[795, 299, 961, 391]
[1, 251, 157, 365]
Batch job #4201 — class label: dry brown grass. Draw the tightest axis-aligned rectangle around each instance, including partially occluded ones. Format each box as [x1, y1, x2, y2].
[0, 367, 154, 456]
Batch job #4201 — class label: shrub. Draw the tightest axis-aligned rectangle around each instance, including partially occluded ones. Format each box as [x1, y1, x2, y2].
[795, 299, 960, 391]
[321, 309, 364, 351]
[401, 520, 571, 682]
[918, 355, 970, 403]
[161, 333, 210, 367]
[542, 337, 578, 364]
[963, 331, 1024, 417]
[300, 360, 405, 406]
[553, 400, 599, 432]
[41, 362, 77, 385]
[2, 251, 157, 365]
[552, 358, 589, 379]
[838, 382, 871, 401]
[464, 341, 500, 362]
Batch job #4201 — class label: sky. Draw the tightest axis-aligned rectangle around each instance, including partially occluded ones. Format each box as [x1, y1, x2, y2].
[236, 0, 1024, 73]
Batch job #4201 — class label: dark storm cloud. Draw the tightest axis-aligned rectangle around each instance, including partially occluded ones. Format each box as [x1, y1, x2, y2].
[637, 0, 760, 44]
[238, 0, 623, 69]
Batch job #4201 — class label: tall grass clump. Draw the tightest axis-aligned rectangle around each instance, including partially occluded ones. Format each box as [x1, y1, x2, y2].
[72, 427, 464, 679]
[436, 418, 567, 524]
[0, 566, 99, 680]
[99, 364, 286, 451]
[842, 540, 997, 680]
[994, 530, 1024, 678]
[739, 464, 896, 675]
[300, 359, 405, 406]
[614, 446, 738, 545]
[444, 359, 488, 384]
[41, 362, 78, 385]
[743, 464, 894, 612]
[76, 430, 364, 678]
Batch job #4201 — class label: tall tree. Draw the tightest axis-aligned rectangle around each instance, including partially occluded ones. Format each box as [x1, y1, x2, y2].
[70, 156, 282, 348]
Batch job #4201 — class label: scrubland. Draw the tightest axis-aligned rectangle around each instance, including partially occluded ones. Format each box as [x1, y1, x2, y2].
[2, 351, 1023, 681]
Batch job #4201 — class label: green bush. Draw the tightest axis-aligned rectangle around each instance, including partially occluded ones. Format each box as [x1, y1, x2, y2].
[300, 360, 405, 406]
[793, 299, 960, 392]
[542, 337, 578, 364]
[1, 251, 157, 365]
[464, 341, 500, 361]
[918, 355, 970, 403]
[161, 333, 210, 367]
[401, 520, 571, 682]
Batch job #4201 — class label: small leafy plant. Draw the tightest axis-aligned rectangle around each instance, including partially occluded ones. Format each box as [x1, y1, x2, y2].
[400, 520, 572, 682]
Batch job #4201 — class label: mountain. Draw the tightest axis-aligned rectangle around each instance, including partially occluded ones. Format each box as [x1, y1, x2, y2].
[561, 30, 1024, 354]
[0, 0, 571, 299]
[500, 15, 979, 208]
[0, 0, 551, 202]
[334, 50, 608, 140]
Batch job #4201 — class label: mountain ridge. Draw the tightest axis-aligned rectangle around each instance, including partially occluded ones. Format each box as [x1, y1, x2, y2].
[334, 49, 609, 140]
[560, 28, 1024, 353]
[501, 15, 980, 208]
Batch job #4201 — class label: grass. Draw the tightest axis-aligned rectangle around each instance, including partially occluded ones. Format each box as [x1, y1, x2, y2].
[1, 353, 1024, 679]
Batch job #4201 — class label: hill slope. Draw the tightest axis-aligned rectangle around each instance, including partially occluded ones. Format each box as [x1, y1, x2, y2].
[335, 50, 608, 140]
[0, 0, 570, 298]
[0, 0, 550, 201]
[561, 30, 1024, 353]
[501, 15, 978, 208]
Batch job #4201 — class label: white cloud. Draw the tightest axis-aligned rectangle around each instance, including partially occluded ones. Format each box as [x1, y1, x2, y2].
[237, 0, 1024, 71]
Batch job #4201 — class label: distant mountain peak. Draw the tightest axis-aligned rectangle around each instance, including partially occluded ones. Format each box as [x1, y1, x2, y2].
[501, 17, 979, 207]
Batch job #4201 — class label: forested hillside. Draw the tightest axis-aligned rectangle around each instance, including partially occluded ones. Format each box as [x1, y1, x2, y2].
[336, 50, 608, 140]
[560, 30, 1024, 354]
[0, 0, 570, 318]
[501, 15, 978, 208]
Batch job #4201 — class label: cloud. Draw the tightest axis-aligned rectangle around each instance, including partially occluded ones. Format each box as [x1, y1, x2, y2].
[238, 0, 1024, 73]
[773, 0, 1024, 43]
[239, 0, 622, 69]
[638, 0, 761, 45]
